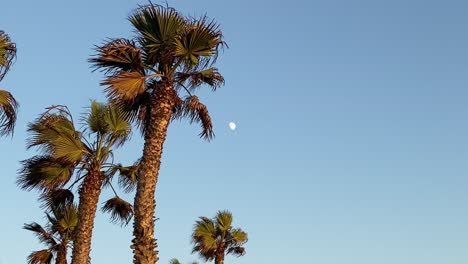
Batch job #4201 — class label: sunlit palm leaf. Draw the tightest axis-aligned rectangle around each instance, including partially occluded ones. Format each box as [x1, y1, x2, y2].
[174, 17, 225, 70]
[102, 71, 147, 102]
[103, 103, 132, 146]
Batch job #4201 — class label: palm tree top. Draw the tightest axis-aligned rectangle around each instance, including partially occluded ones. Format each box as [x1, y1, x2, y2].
[89, 3, 226, 140]
[192, 210, 248, 262]
[18, 102, 135, 225]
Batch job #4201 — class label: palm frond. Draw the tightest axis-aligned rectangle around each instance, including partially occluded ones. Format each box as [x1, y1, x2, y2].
[85, 100, 108, 134]
[215, 210, 233, 233]
[0, 89, 18, 136]
[103, 103, 132, 146]
[129, 3, 184, 68]
[39, 188, 75, 209]
[102, 71, 147, 102]
[18, 156, 74, 191]
[174, 16, 225, 71]
[27, 107, 83, 163]
[116, 163, 139, 193]
[101, 197, 134, 226]
[173, 96, 214, 140]
[90, 38, 144, 75]
[0, 31, 16, 81]
[226, 246, 245, 257]
[175, 68, 224, 92]
[23, 223, 57, 247]
[27, 249, 53, 264]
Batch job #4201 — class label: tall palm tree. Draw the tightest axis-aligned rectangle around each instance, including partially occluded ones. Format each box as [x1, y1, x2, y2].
[18, 102, 135, 264]
[24, 204, 78, 264]
[0, 30, 18, 136]
[90, 4, 225, 263]
[192, 211, 247, 264]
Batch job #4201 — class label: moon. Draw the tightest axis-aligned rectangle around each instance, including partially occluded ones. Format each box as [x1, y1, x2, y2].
[229, 122, 236, 131]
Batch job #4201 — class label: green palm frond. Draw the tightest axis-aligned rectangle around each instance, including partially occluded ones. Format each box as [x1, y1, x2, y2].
[101, 196, 134, 226]
[129, 4, 184, 68]
[27, 107, 83, 163]
[173, 96, 214, 140]
[0, 89, 18, 136]
[230, 228, 248, 243]
[27, 249, 53, 264]
[18, 156, 74, 191]
[103, 103, 132, 146]
[215, 210, 233, 233]
[85, 100, 108, 134]
[53, 203, 78, 235]
[174, 16, 225, 71]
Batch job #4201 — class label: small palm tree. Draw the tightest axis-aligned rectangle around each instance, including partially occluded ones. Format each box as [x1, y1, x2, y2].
[192, 211, 247, 264]
[90, 4, 225, 263]
[18, 102, 135, 264]
[169, 258, 198, 264]
[24, 204, 78, 264]
[0, 30, 18, 136]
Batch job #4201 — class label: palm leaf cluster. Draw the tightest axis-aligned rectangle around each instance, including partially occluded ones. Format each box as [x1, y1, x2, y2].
[192, 211, 247, 263]
[24, 204, 78, 264]
[0, 30, 18, 136]
[90, 3, 226, 139]
[18, 102, 135, 225]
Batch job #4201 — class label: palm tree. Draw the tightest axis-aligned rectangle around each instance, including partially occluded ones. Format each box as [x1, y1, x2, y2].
[169, 259, 198, 264]
[192, 211, 247, 264]
[90, 4, 225, 263]
[18, 102, 135, 264]
[24, 204, 78, 264]
[0, 30, 18, 136]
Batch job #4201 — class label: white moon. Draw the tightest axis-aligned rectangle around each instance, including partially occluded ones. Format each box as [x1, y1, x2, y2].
[229, 122, 236, 130]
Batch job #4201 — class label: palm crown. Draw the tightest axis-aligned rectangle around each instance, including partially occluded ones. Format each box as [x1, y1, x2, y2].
[192, 211, 248, 264]
[90, 3, 225, 138]
[24, 204, 78, 264]
[17, 102, 137, 263]
[0, 30, 18, 136]
[18, 102, 134, 222]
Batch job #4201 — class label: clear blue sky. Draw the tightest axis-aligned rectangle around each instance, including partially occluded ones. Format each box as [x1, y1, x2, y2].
[1, 0, 468, 263]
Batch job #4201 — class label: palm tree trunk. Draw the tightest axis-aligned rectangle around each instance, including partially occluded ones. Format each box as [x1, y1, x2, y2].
[215, 253, 224, 264]
[71, 170, 104, 264]
[55, 244, 68, 264]
[131, 82, 177, 264]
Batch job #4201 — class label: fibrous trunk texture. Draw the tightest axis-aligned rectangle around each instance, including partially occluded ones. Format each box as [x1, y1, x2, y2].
[55, 244, 67, 264]
[71, 170, 104, 264]
[131, 82, 176, 264]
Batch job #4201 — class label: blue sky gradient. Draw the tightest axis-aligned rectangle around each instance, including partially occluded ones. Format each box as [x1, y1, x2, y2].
[1, 0, 468, 263]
